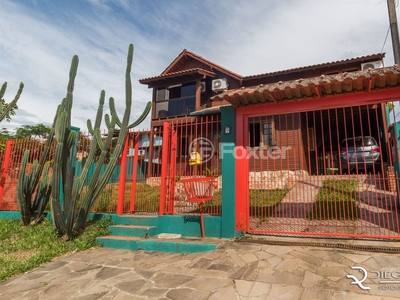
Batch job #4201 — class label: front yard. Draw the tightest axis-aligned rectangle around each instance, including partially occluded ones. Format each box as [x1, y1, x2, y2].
[0, 217, 112, 282]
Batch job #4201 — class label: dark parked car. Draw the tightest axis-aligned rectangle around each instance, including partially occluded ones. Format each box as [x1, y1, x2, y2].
[340, 136, 381, 171]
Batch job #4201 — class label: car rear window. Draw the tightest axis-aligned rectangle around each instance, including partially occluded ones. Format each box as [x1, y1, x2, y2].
[341, 137, 376, 148]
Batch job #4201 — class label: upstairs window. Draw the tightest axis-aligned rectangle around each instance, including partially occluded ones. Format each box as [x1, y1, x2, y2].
[154, 82, 196, 118]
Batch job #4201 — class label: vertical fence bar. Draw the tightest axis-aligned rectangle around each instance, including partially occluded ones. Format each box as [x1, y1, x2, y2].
[0, 140, 13, 208]
[159, 122, 170, 215]
[130, 133, 140, 213]
[168, 127, 177, 214]
[117, 135, 129, 215]
[236, 146, 249, 231]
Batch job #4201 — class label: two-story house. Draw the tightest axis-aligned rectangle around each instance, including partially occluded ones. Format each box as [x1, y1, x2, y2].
[140, 50, 389, 177]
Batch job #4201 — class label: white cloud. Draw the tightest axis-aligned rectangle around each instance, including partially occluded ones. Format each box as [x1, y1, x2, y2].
[0, 0, 398, 133]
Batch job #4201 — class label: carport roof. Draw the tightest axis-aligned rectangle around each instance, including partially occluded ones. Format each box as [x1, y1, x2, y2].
[212, 66, 400, 107]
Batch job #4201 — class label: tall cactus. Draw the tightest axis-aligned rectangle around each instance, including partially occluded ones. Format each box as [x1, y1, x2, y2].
[17, 103, 58, 225]
[0, 82, 23, 123]
[47, 44, 151, 239]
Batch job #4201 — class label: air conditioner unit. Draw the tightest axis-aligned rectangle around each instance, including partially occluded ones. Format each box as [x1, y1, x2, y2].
[361, 60, 384, 70]
[212, 78, 228, 92]
[200, 82, 206, 93]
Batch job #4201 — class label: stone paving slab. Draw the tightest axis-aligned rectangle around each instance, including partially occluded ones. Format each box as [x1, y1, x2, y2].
[1, 240, 400, 299]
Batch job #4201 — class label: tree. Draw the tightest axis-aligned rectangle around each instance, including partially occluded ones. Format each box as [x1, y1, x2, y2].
[14, 123, 51, 140]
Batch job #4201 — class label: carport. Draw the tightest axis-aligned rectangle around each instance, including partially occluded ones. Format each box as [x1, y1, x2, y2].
[214, 66, 400, 239]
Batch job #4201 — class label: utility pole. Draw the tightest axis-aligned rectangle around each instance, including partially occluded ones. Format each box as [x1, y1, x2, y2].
[388, 0, 400, 64]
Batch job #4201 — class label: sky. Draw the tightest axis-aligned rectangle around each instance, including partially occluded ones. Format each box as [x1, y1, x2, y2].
[0, 0, 397, 133]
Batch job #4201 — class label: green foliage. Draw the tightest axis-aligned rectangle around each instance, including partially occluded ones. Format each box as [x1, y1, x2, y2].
[90, 182, 160, 213]
[203, 167, 218, 177]
[0, 82, 23, 123]
[14, 123, 51, 139]
[0, 128, 12, 151]
[387, 102, 395, 113]
[322, 179, 358, 192]
[0, 217, 112, 282]
[249, 189, 289, 207]
[309, 179, 359, 220]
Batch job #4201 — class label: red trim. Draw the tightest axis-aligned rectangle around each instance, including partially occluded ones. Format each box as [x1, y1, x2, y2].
[117, 136, 129, 215]
[0, 140, 13, 208]
[130, 133, 140, 213]
[159, 122, 170, 215]
[168, 127, 177, 214]
[235, 87, 400, 117]
[236, 146, 249, 231]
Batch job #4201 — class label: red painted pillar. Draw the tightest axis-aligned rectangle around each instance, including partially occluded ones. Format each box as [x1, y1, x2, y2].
[159, 122, 170, 215]
[0, 140, 13, 208]
[168, 127, 177, 214]
[130, 133, 140, 213]
[117, 135, 129, 215]
[236, 146, 249, 231]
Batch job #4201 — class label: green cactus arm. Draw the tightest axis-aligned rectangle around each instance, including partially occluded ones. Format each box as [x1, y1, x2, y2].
[0, 82, 6, 99]
[0, 82, 23, 122]
[67, 131, 76, 149]
[104, 114, 113, 130]
[75, 44, 134, 230]
[108, 97, 123, 128]
[93, 129, 105, 152]
[71, 90, 109, 202]
[55, 111, 68, 141]
[50, 142, 68, 234]
[87, 119, 94, 135]
[87, 90, 105, 135]
[17, 150, 32, 225]
[128, 101, 151, 128]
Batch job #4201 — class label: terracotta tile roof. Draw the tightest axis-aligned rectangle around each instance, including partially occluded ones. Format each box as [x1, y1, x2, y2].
[243, 53, 385, 80]
[161, 49, 243, 81]
[190, 104, 231, 116]
[139, 68, 215, 84]
[212, 65, 400, 107]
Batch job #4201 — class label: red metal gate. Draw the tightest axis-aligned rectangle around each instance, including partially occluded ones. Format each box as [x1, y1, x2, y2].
[160, 116, 222, 216]
[240, 103, 400, 239]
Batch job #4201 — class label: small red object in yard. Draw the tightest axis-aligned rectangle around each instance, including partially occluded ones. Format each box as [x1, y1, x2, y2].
[180, 177, 215, 238]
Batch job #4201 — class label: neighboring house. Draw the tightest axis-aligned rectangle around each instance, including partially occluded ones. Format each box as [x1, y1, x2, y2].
[140, 50, 392, 176]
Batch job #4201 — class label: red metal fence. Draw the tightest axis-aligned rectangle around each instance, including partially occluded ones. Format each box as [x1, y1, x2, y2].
[0, 116, 222, 219]
[238, 104, 400, 239]
[117, 115, 222, 216]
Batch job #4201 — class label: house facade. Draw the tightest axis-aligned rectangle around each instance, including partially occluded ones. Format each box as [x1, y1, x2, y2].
[139, 50, 400, 239]
[140, 51, 390, 176]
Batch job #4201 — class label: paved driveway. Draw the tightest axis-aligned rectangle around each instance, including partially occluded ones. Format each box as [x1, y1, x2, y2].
[1, 241, 400, 299]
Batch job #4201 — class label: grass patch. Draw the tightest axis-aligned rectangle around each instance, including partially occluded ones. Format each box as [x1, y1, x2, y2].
[203, 189, 289, 217]
[0, 217, 112, 282]
[203, 190, 223, 214]
[85, 182, 160, 213]
[249, 189, 289, 220]
[310, 179, 359, 220]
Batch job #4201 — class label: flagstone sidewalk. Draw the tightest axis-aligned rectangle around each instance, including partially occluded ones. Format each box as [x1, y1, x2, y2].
[1, 240, 400, 299]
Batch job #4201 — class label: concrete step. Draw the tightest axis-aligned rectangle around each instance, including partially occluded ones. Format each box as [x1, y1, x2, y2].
[109, 225, 158, 238]
[111, 214, 158, 226]
[96, 235, 218, 253]
[96, 236, 141, 250]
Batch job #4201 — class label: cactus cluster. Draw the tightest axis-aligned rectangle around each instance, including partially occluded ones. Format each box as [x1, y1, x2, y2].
[0, 81, 23, 123]
[17, 44, 151, 238]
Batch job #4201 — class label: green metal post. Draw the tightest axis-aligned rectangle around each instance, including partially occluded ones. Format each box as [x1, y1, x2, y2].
[220, 106, 237, 238]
